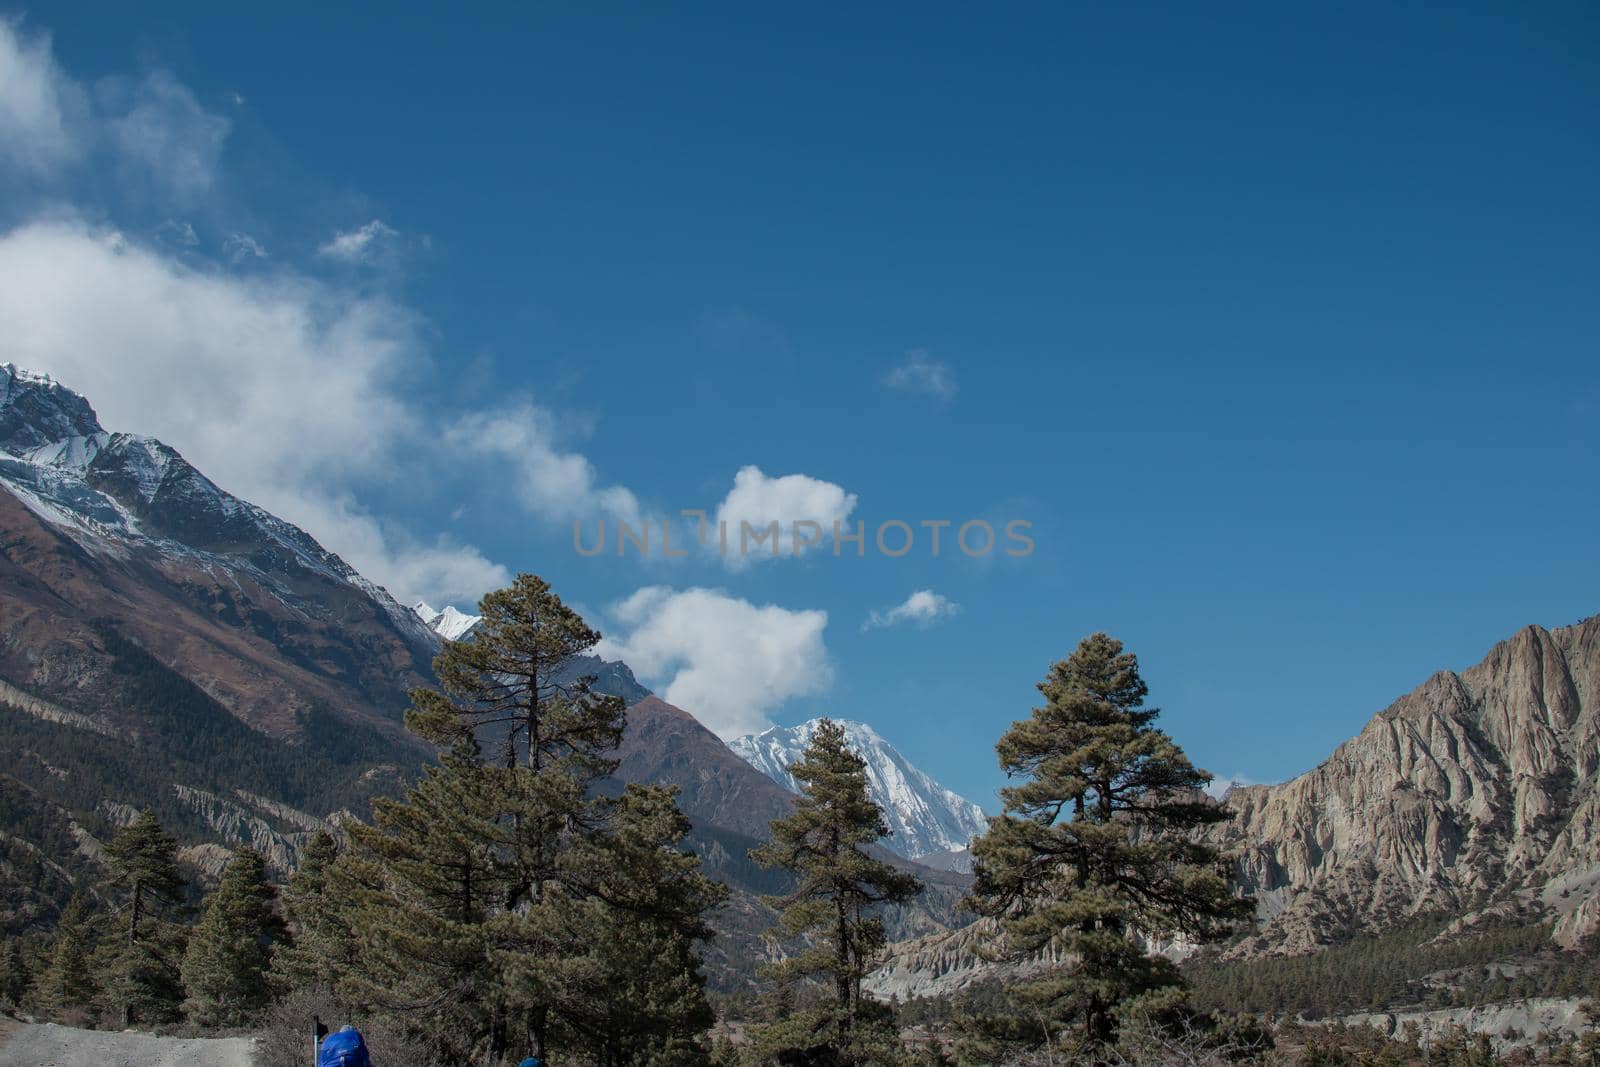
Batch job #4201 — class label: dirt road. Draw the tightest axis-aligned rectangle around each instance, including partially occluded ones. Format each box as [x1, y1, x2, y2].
[0, 1020, 257, 1066]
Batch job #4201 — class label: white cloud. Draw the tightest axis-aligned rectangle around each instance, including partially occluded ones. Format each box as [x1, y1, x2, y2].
[444, 405, 641, 525]
[157, 218, 199, 246]
[711, 464, 857, 568]
[0, 19, 85, 175]
[276, 492, 510, 608]
[222, 231, 266, 261]
[0, 21, 228, 201]
[0, 217, 506, 607]
[100, 70, 230, 203]
[596, 586, 832, 738]
[883, 349, 956, 400]
[863, 589, 960, 631]
[0, 27, 640, 611]
[319, 219, 398, 263]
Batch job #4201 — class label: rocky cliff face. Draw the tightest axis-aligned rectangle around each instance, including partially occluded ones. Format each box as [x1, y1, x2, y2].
[868, 616, 1600, 997]
[1216, 616, 1600, 956]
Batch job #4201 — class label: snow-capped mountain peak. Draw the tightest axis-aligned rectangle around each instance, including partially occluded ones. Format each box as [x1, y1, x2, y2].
[0, 363, 438, 648]
[2, 363, 105, 453]
[412, 600, 482, 641]
[728, 718, 989, 861]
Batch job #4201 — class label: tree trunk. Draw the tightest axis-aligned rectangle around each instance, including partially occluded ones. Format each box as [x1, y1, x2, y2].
[835, 893, 851, 1047]
[122, 878, 142, 1027]
[532, 1006, 548, 1062]
[1086, 995, 1116, 1062]
[488, 1001, 506, 1066]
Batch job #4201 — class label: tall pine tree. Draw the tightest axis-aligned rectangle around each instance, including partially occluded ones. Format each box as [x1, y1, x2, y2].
[103, 811, 187, 1026]
[406, 574, 628, 1062]
[313, 574, 721, 1066]
[32, 894, 99, 1019]
[965, 633, 1249, 1060]
[335, 744, 513, 1062]
[182, 846, 284, 1025]
[273, 829, 360, 996]
[750, 718, 922, 1065]
[544, 783, 728, 1067]
[0, 937, 29, 1008]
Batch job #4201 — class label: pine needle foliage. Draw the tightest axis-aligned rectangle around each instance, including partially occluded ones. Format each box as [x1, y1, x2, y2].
[964, 633, 1250, 1061]
[182, 846, 283, 1026]
[750, 718, 923, 1065]
[103, 810, 188, 1026]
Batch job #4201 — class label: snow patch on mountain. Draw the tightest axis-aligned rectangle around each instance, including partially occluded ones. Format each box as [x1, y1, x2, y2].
[728, 719, 989, 860]
[0, 362, 438, 649]
[412, 601, 481, 641]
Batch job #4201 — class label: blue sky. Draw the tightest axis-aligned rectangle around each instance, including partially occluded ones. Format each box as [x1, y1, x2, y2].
[2, 3, 1596, 809]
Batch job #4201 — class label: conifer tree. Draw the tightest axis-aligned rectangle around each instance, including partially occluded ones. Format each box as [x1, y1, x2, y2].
[32, 894, 99, 1018]
[103, 811, 188, 1026]
[327, 573, 717, 1066]
[406, 573, 626, 781]
[274, 829, 358, 995]
[750, 718, 923, 1064]
[334, 744, 513, 1062]
[964, 633, 1250, 1060]
[182, 846, 284, 1025]
[0, 937, 30, 1007]
[541, 783, 728, 1067]
[406, 574, 630, 1061]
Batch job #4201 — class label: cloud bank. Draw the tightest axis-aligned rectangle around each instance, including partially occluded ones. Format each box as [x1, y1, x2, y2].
[0, 20, 638, 609]
[0, 218, 510, 605]
[1, 19, 228, 204]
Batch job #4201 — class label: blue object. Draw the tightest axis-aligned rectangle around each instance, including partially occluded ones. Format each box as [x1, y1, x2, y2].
[318, 1027, 372, 1067]
[519, 1059, 545, 1067]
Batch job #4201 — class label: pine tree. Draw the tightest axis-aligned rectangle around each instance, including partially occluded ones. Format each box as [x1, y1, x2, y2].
[312, 574, 722, 1064]
[750, 718, 923, 1065]
[273, 829, 358, 996]
[964, 633, 1250, 1060]
[103, 811, 188, 1026]
[406, 573, 626, 781]
[32, 894, 99, 1018]
[182, 846, 283, 1026]
[334, 745, 513, 1063]
[543, 784, 728, 1067]
[404, 574, 629, 1062]
[0, 937, 30, 1007]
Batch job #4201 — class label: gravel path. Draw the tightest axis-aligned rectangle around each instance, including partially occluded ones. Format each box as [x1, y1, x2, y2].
[0, 1021, 257, 1067]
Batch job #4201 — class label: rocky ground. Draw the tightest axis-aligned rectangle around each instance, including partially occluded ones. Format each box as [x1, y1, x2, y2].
[0, 1019, 257, 1067]
[1340, 997, 1590, 1052]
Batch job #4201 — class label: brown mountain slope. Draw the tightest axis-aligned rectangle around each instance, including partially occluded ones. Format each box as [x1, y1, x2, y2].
[0, 364, 437, 741]
[617, 696, 796, 840]
[0, 485, 429, 744]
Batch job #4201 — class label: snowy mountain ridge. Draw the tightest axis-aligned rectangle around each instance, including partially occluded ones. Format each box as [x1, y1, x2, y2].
[0, 362, 438, 650]
[412, 600, 482, 641]
[728, 718, 990, 861]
